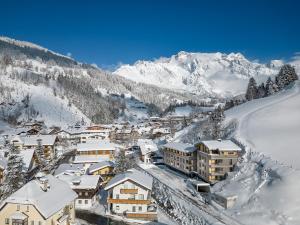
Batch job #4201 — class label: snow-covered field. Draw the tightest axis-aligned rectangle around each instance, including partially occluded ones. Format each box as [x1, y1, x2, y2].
[226, 81, 300, 169]
[212, 81, 300, 225]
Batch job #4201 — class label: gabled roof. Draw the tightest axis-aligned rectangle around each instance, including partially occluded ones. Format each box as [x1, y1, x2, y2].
[88, 161, 115, 173]
[163, 142, 196, 153]
[137, 139, 158, 155]
[14, 135, 58, 146]
[56, 174, 102, 190]
[73, 155, 110, 164]
[104, 168, 153, 191]
[20, 149, 35, 172]
[54, 163, 85, 176]
[77, 140, 115, 152]
[1, 175, 77, 219]
[201, 140, 242, 151]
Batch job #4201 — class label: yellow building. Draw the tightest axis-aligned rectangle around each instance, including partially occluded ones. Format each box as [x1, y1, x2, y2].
[196, 140, 241, 184]
[10, 135, 59, 160]
[88, 161, 115, 182]
[0, 175, 77, 225]
[76, 140, 116, 161]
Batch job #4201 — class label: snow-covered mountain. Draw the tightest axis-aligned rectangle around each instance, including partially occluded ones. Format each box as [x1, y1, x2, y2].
[0, 37, 203, 127]
[114, 51, 286, 97]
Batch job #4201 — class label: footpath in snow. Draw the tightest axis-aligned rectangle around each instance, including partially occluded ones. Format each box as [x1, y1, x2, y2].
[226, 81, 300, 169]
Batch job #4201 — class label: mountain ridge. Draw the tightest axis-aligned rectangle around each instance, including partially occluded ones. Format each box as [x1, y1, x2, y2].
[114, 51, 291, 97]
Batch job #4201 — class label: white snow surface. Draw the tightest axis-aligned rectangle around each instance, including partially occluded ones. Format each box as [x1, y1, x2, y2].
[114, 51, 284, 97]
[226, 81, 300, 169]
[211, 81, 300, 225]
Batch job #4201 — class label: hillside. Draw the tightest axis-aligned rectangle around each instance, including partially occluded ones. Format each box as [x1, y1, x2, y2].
[0, 37, 204, 127]
[226, 81, 300, 169]
[209, 81, 300, 225]
[114, 51, 284, 97]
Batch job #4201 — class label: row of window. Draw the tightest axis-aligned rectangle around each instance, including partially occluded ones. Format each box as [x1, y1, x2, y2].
[115, 194, 144, 200]
[115, 205, 143, 212]
[5, 218, 42, 225]
[78, 199, 89, 205]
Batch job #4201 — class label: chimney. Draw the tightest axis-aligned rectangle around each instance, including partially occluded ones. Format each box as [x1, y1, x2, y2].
[39, 177, 49, 192]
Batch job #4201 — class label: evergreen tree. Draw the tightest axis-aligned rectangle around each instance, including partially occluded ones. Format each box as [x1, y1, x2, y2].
[257, 83, 267, 98]
[209, 106, 225, 140]
[36, 139, 47, 168]
[265, 77, 278, 96]
[224, 100, 234, 110]
[114, 150, 135, 174]
[245, 77, 258, 101]
[276, 64, 299, 90]
[1, 144, 26, 200]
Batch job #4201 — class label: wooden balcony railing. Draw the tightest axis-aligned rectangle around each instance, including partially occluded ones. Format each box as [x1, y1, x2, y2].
[120, 189, 138, 194]
[126, 212, 157, 220]
[107, 198, 151, 204]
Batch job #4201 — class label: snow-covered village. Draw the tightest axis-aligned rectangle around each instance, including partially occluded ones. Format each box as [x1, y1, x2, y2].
[0, 1, 300, 225]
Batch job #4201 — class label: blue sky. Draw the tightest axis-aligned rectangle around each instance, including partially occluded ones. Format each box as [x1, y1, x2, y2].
[0, 0, 299, 68]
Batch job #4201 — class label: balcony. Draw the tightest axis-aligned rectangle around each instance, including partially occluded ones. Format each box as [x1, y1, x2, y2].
[120, 189, 138, 194]
[126, 212, 157, 221]
[107, 198, 151, 204]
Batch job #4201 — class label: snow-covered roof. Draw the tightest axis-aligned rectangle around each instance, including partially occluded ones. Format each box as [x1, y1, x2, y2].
[1, 175, 77, 219]
[20, 149, 35, 171]
[0, 156, 7, 170]
[56, 174, 102, 190]
[54, 163, 85, 176]
[88, 161, 115, 173]
[201, 140, 242, 151]
[152, 128, 170, 134]
[14, 135, 57, 146]
[137, 139, 158, 155]
[105, 168, 153, 191]
[73, 155, 110, 164]
[77, 140, 115, 152]
[163, 142, 196, 153]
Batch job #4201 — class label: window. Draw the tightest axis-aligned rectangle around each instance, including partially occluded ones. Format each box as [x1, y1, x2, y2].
[132, 206, 136, 212]
[17, 204, 20, 211]
[139, 206, 142, 211]
[116, 205, 120, 210]
[5, 218, 9, 224]
[85, 200, 88, 204]
[139, 194, 144, 200]
[116, 194, 119, 199]
[85, 192, 88, 196]
[79, 192, 82, 196]
[78, 200, 82, 204]
[129, 194, 135, 200]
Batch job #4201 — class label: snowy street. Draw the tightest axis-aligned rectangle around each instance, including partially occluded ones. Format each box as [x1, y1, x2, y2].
[139, 164, 242, 225]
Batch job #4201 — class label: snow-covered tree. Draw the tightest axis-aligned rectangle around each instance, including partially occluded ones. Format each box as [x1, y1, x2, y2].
[36, 138, 47, 168]
[276, 64, 299, 90]
[209, 106, 225, 140]
[257, 83, 266, 98]
[265, 77, 278, 96]
[0, 144, 26, 200]
[114, 150, 136, 174]
[245, 77, 258, 101]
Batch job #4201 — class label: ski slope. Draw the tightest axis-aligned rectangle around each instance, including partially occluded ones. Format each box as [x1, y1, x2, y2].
[226, 81, 300, 169]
